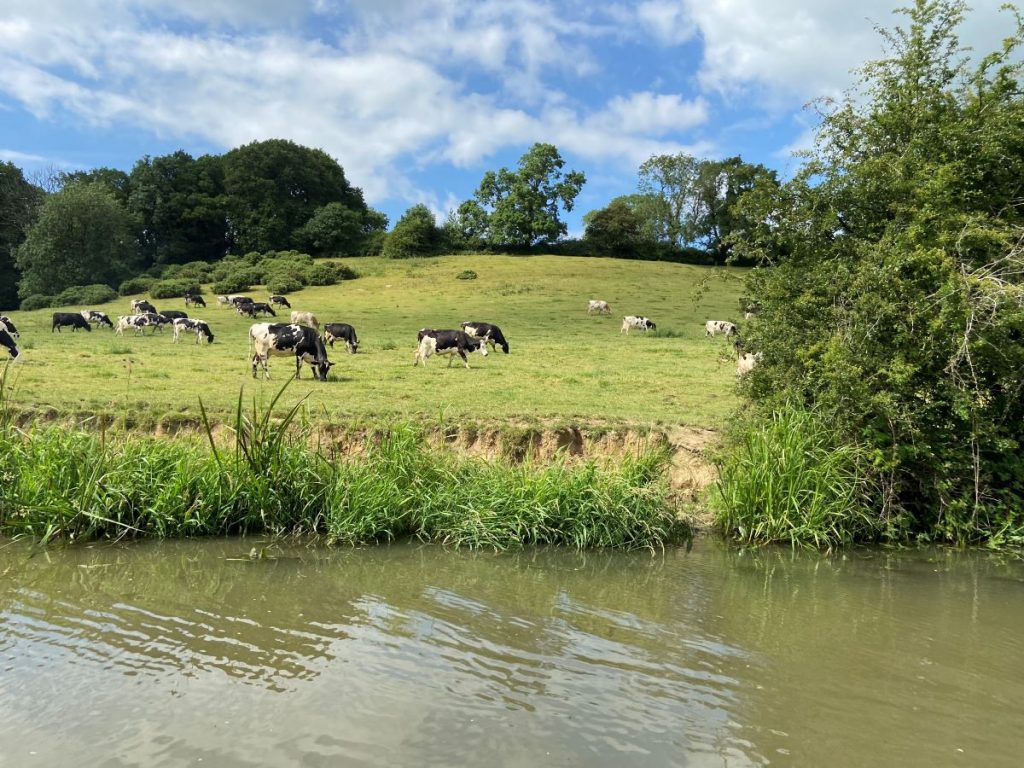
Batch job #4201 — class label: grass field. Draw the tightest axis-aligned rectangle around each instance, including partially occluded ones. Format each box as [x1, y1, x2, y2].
[2, 255, 746, 431]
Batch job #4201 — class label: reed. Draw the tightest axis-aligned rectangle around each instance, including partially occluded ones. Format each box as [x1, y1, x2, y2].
[0, 382, 681, 550]
[711, 403, 881, 548]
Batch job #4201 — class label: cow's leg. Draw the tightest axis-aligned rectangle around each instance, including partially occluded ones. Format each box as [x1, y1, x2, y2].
[459, 349, 470, 369]
[295, 355, 303, 378]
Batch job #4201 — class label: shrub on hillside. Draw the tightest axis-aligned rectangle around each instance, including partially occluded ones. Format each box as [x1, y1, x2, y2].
[162, 261, 215, 282]
[20, 294, 54, 311]
[56, 284, 118, 306]
[119, 277, 155, 296]
[150, 279, 195, 299]
[211, 274, 254, 294]
[265, 274, 304, 295]
[306, 263, 340, 286]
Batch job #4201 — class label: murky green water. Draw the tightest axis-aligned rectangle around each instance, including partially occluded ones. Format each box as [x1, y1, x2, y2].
[1, 538, 1022, 767]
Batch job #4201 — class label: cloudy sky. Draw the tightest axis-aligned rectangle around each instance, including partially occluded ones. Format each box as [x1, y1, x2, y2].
[0, 0, 1014, 234]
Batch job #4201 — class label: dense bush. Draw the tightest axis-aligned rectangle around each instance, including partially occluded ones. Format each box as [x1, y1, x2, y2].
[306, 263, 339, 286]
[20, 294, 54, 311]
[118, 276, 155, 296]
[55, 284, 118, 306]
[211, 274, 255, 294]
[162, 261, 214, 282]
[150, 279, 195, 299]
[265, 274, 304, 295]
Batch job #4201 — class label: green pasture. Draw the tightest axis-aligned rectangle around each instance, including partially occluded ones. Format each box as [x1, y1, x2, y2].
[2, 255, 746, 430]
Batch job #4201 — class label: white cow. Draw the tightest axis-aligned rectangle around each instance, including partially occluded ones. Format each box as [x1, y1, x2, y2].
[737, 352, 762, 376]
[705, 320, 737, 338]
[290, 311, 320, 330]
[588, 299, 611, 315]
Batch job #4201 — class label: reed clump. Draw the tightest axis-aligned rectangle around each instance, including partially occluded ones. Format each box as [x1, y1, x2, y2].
[0, 380, 680, 550]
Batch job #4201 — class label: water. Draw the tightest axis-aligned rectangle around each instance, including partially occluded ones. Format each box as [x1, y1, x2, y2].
[1, 538, 1022, 767]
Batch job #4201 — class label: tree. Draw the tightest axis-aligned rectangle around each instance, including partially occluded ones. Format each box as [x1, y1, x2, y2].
[15, 182, 140, 299]
[294, 202, 388, 256]
[60, 168, 131, 206]
[221, 139, 366, 253]
[469, 143, 585, 248]
[583, 199, 644, 256]
[637, 153, 698, 247]
[727, 0, 1024, 542]
[0, 162, 43, 310]
[382, 204, 442, 259]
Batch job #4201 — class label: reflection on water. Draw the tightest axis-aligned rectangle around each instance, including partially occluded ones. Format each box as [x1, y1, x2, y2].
[1, 539, 1022, 766]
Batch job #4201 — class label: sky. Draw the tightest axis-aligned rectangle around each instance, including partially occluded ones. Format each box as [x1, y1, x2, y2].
[0, 0, 1016, 236]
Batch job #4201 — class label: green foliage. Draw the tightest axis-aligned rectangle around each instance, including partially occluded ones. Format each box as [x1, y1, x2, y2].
[118, 276, 155, 296]
[712, 404, 882, 548]
[583, 199, 645, 256]
[382, 204, 443, 258]
[211, 273, 256, 294]
[55, 284, 118, 306]
[727, 0, 1024, 544]
[15, 181, 140, 299]
[306, 263, 340, 286]
[265, 274, 304, 295]
[455, 270, 477, 280]
[162, 261, 215, 282]
[0, 162, 44, 311]
[19, 294, 54, 311]
[294, 202, 389, 256]
[149, 279, 194, 299]
[465, 143, 586, 248]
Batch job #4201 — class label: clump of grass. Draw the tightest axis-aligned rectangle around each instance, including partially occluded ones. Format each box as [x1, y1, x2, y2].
[711, 403, 881, 548]
[455, 270, 477, 280]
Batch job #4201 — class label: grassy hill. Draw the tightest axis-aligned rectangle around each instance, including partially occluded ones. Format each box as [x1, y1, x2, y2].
[2, 255, 746, 430]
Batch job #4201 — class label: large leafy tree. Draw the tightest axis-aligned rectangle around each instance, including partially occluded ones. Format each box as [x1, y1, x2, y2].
[730, 0, 1024, 541]
[16, 182, 140, 298]
[468, 143, 585, 248]
[0, 162, 43, 310]
[582, 199, 644, 256]
[222, 139, 365, 253]
[637, 153, 698, 247]
[128, 151, 228, 266]
[294, 202, 388, 256]
[382, 204, 443, 258]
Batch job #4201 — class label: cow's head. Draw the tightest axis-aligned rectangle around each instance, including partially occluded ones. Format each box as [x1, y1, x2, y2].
[314, 360, 335, 381]
[347, 339, 359, 354]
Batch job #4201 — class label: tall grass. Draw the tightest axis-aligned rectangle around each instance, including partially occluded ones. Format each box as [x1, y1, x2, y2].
[0, 382, 681, 550]
[711, 403, 881, 548]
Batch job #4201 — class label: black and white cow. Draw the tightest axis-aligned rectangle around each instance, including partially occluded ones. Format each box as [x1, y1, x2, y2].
[621, 316, 657, 334]
[588, 299, 611, 315]
[249, 323, 334, 381]
[160, 310, 188, 321]
[460, 321, 509, 354]
[704, 320, 737, 338]
[172, 318, 215, 344]
[184, 293, 206, 308]
[131, 299, 157, 315]
[250, 302, 277, 317]
[80, 310, 114, 328]
[414, 329, 488, 369]
[231, 296, 253, 308]
[52, 312, 92, 332]
[0, 325, 19, 359]
[269, 295, 292, 309]
[323, 323, 359, 353]
[0, 315, 18, 338]
[115, 315, 148, 335]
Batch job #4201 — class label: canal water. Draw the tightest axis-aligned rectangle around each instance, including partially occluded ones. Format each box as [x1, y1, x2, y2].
[1, 538, 1022, 767]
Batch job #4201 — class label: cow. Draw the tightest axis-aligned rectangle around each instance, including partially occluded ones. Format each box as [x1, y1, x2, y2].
[588, 300, 611, 315]
[139, 312, 170, 333]
[184, 293, 206, 308]
[414, 329, 488, 369]
[52, 312, 92, 332]
[80, 310, 114, 329]
[131, 299, 157, 315]
[621, 316, 657, 334]
[250, 302, 277, 317]
[0, 315, 18, 338]
[737, 352, 762, 377]
[216, 295, 231, 309]
[172, 317, 215, 344]
[705, 320, 737, 338]
[322, 323, 359, 354]
[269, 295, 292, 309]
[160, 310, 188, 321]
[460, 321, 509, 354]
[290, 311, 320, 330]
[0, 325, 18, 359]
[230, 295, 253, 307]
[115, 315, 148, 335]
[249, 322, 334, 381]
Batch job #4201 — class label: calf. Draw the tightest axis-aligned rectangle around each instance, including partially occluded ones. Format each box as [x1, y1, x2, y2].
[290, 311, 320, 330]
[621, 316, 657, 334]
[460, 321, 509, 354]
[131, 299, 157, 315]
[414, 329, 488, 369]
[323, 323, 359, 354]
[705, 320, 737, 338]
[80, 310, 114, 329]
[52, 312, 92, 332]
[588, 299, 611, 315]
[172, 318, 215, 344]
[160, 310, 188, 321]
[269, 295, 292, 309]
[184, 293, 206, 308]
[0, 326, 18, 359]
[0, 315, 18, 338]
[249, 322, 334, 381]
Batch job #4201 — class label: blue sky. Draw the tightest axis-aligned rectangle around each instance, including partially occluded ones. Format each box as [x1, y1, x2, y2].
[0, 0, 1013, 236]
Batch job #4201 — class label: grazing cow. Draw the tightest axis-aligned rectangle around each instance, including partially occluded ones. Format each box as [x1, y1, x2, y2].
[0, 315, 18, 338]
[230, 295, 253, 307]
[216, 295, 231, 309]
[588, 300, 611, 315]
[249, 322, 334, 381]
[290, 311, 320, 330]
[115, 315, 148, 335]
[737, 352, 762, 377]
[705, 320, 737, 338]
[139, 312, 170, 333]
[52, 312, 92, 332]
[0, 326, 18, 359]
[184, 293, 206, 308]
[460, 321, 509, 354]
[414, 329, 488, 369]
[269, 295, 292, 309]
[621, 316, 657, 334]
[160, 310, 188, 321]
[172, 318, 215, 344]
[250, 302, 276, 317]
[322, 323, 359, 354]
[80, 310, 114, 328]
[131, 299, 157, 315]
